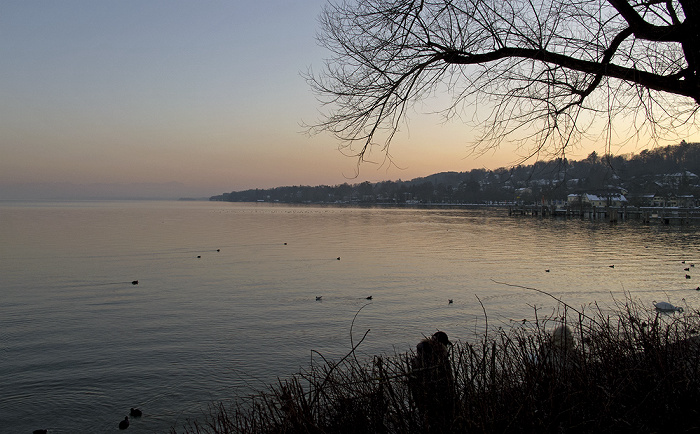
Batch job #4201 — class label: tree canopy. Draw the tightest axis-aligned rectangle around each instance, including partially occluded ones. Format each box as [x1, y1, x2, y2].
[308, 0, 700, 166]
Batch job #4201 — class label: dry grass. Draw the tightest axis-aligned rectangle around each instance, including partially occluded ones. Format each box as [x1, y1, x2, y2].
[171, 297, 700, 433]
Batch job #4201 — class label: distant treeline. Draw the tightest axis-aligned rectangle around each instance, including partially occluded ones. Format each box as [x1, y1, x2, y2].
[210, 141, 700, 205]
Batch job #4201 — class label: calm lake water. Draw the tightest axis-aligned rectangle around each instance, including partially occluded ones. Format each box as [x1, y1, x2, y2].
[1, 200, 699, 433]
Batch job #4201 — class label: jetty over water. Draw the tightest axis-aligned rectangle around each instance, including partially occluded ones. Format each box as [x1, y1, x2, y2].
[509, 205, 700, 225]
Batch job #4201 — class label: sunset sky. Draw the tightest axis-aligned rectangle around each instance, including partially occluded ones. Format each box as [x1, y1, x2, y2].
[1, 1, 698, 200]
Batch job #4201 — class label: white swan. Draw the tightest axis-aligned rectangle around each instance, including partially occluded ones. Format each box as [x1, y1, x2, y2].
[654, 301, 684, 313]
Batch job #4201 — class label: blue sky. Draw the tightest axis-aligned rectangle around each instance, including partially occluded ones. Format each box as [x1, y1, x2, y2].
[1, 1, 697, 199]
[1, 1, 336, 198]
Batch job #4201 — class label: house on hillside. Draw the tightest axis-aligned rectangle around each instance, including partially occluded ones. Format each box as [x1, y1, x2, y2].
[664, 171, 699, 188]
[639, 193, 695, 208]
[567, 193, 628, 207]
[514, 187, 532, 197]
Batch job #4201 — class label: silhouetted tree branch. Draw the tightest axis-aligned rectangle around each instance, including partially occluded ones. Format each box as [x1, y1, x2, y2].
[307, 0, 700, 168]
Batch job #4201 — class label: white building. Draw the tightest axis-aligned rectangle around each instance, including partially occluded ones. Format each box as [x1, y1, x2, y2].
[567, 193, 627, 207]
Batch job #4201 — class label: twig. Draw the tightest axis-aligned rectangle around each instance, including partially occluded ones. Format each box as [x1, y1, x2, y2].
[491, 279, 598, 325]
[475, 294, 488, 340]
[350, 303, 372, 365]
[310, 328, 371, 409]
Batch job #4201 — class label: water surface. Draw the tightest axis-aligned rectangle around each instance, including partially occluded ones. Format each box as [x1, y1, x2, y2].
[1, 201, 698, 432]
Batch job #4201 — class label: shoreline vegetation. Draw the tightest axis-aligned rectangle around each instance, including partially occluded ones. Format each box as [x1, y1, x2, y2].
[170, 292, 700, 433]
[209, 142, 700, 208]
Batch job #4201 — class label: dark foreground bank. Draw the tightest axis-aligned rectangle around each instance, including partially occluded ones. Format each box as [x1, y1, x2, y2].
[170, 297, 700, 433]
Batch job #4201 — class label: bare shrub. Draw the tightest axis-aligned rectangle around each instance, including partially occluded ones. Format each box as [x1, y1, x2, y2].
[171, 296, 700, 433]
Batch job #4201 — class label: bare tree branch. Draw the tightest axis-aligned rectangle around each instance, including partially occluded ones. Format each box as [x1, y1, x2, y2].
[306, 0, 700, 168]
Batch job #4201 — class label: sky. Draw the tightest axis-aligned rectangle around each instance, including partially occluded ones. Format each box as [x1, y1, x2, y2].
[1, 1, 699, 200]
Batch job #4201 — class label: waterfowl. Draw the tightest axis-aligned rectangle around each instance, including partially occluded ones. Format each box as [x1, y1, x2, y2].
[609, 265, 615, 268]
[130, 408, 142, 417]
[118, 416, 129, 430]
[448, 299, 453, 304]
[654, 301, 684, 313]
[545, 269, 550, 273]
[686, 274, 691, 279]
[32, 430, 47, 434]
[316, 296, 322, 301]
[366, 296, 373, 300]
[685, 268, 690, 271]
[131, 280, 139, 285]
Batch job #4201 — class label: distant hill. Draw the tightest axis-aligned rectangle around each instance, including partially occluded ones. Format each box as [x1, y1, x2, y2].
[211, 141, 700, 205]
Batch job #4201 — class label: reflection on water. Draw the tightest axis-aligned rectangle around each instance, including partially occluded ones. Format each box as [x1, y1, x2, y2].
[1, 201, 699, 432]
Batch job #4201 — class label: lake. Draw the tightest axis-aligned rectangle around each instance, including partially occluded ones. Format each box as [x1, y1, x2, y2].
[1, 200, 698, 433]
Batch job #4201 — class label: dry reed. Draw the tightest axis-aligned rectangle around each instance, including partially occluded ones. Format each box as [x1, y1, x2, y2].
[171, 295, 700, 433]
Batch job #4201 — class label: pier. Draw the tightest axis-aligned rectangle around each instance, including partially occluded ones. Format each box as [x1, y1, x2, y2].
[508, 205, 700, 224]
